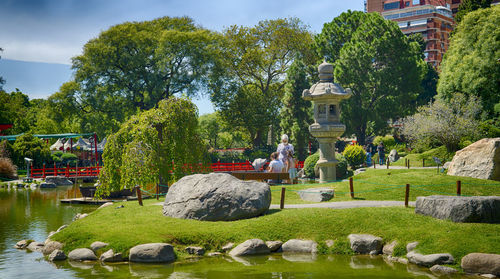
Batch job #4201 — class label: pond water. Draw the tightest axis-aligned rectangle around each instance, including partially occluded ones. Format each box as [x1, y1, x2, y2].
[0, 184, 476, 279]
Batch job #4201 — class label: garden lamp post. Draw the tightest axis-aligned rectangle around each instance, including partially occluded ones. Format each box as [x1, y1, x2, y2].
[302, 61, 351, 182]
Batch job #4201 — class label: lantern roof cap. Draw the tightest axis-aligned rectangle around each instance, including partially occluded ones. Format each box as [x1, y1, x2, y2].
[302, 61, 352, 101]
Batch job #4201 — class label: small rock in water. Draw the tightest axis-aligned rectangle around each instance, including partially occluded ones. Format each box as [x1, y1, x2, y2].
[348, 234, 383, 255]
[73, 213, 88, 221]
[208, 252, 223, 257]
[99, 249, 123, 262]
[42, 241, 63, 255]
[407, 251, 454, 267]
[45, 231, 56, 243]
[27, 241, 45, 252]
[129, 243, 176, 263]
[281, 239, 318, 254]
[480, 274, 497, 278]
[48, 249, 67, 261]
[383, 240, 398, 256]
[68, 248, 97, 261]
[229, 239, 270, 257]
[14, 239, 32, 249]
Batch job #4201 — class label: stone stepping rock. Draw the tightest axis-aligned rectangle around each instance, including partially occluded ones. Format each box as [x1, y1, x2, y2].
[265, 241, 283, 252]
[229, 239, 270, 257]
[14, 239, 33, 249]
[90, 241, 108, 252]
[185, 246, 205, 256]
[129, 243, 176, 263]
[27, 241, 45, 252]
[297, 188, 334, 202]
[42, 241, 63, 255]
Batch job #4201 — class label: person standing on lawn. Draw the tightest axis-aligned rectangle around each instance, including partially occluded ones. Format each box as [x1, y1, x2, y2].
[377, 142, 385, 165]
[277, 134, 294, 164]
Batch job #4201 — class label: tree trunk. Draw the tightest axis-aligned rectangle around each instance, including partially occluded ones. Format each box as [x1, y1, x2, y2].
[356, 127, 366, 146]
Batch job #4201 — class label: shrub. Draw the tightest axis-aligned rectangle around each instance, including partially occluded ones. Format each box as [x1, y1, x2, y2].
[303, 152, 319, 178]
[0, 157, 17, 179]
[303, 152, 348, 179]
[60, 153, 78, 164]
[373, 135, 396, 149]
[342, 144, 366, 168]
[335, 153, 348, 179]
[11, 133, 51, 168]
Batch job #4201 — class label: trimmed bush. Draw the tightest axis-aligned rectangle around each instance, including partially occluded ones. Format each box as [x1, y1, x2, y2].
[342, 144, 366, 168]
[0, 157, 17, 179]
[304, 152, 319, 178]
[303, 152, 348, 179]
[373, 135, 396, 148]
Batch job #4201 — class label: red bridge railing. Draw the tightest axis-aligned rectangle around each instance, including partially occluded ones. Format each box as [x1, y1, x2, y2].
[30, 161, 305, 178]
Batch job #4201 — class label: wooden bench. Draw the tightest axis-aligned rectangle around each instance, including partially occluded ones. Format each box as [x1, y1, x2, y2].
[228, 171, 294, 184]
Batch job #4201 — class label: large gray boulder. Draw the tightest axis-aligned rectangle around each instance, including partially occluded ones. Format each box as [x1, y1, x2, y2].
[415, 195, 500, 223]
[45, 176, 73, 186]
[129, 243, 176, 263]
[229, 239, 270, 257]
[163, 173, 271, 221]
[407, 251, 454, 267]
[281, 239, 318, 254]
[461, 253, 500, 276]
[297, 188, 334, 202]
[68, 248, 97, 261]
[348, 234, 383, 254]
[447, 138, 500, 181]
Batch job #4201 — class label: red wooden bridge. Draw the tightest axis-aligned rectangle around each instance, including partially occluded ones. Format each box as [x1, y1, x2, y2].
[30, 160, 305, 179]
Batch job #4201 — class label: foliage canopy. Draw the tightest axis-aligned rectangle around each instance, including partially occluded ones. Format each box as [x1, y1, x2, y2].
[98, 97, 205, 196]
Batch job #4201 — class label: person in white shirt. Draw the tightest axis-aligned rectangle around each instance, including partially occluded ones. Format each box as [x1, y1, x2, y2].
[267, 152, 284, 184]
[276, 134, 294, 163]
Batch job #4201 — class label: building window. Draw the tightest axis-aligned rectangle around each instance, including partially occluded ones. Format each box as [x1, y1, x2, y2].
[405, 1, 410, 7]
[412, 0, 419, 4]
[384, 2, 400, 10]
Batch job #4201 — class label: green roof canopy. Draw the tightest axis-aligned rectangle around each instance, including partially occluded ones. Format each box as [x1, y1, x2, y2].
[0, 133, 95, 141]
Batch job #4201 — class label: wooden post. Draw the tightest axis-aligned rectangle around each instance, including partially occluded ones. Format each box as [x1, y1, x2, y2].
[135, 186, 143, 206]
[437, 164, 440, 174]
[54, 162, 57, 176]
[94, 133, 98, 167]
[405, 158, 407, 168]
[280, 187, 286, 210]
[66, 163, 69, 177]
[456, 180, 461, 196]
[386, 159, 390, 169]
[405, 184, 410, 207]
[422, 158, 425, 167]
[407, 159, 410, 169]
[156, 183, 159, 200]
[349, 177, 354, 198]
[43, 163, 46, 178]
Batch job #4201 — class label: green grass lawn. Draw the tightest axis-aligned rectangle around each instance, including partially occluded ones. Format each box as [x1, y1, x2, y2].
[52, 199, 500, 268]
[271, 168, 500, 204]
[390, 146, 455, 167]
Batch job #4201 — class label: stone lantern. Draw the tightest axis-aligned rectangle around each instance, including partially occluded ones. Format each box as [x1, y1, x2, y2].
[303, 61, 351, 182]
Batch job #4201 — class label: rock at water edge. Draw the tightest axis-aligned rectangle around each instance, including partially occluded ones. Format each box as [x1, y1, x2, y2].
[383, 240, 398, 256]
[407, 251, 454, 267]
[100, 249, 123, 262]
[68, 248, 97, 261]
[266, 241, 283, 252]
[229, 239, 270, 257]
[185, 246, 205, 256]
[461, 253, 500, 276]
[48, 249, 67, 261]
[90, 241, 108, 253]
[281, 239, 318, 254]
[42, 241, 63, 255]
[129, 243, 176, 263]
[348, 234, 383, 255]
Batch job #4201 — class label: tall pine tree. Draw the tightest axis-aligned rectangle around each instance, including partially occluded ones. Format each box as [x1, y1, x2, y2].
[279, 57, 313, 160]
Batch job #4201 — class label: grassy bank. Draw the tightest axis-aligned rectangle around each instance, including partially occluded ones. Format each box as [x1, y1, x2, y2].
[52, 199, 500, 267]
[271, 168, 500, 204]
[390, 146, 455, 167]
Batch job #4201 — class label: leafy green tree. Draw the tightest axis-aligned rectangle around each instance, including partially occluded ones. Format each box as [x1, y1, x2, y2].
[98, 97, 205, 196]
[401, 94, 482, 152]
[198, 113, 220, 149]
[317, 12, 425, 144]
[455, 0, 491, 23]
[11, 133, 51, 168]
[0, 90, 38, 134]
[279, 57, 313, 160]
[210, 18, 316, 147]
[437, 5, 499, 117]
[69, 16, 219, 136]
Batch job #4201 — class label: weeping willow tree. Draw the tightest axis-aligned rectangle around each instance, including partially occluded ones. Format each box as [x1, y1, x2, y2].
[96, 97, 206, 197]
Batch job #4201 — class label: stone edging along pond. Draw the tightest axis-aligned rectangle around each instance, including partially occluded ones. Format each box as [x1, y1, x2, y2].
[13, 202, 500, 277]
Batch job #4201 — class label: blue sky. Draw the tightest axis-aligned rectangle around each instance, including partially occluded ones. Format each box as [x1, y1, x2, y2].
[0, 0, 363, 114]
